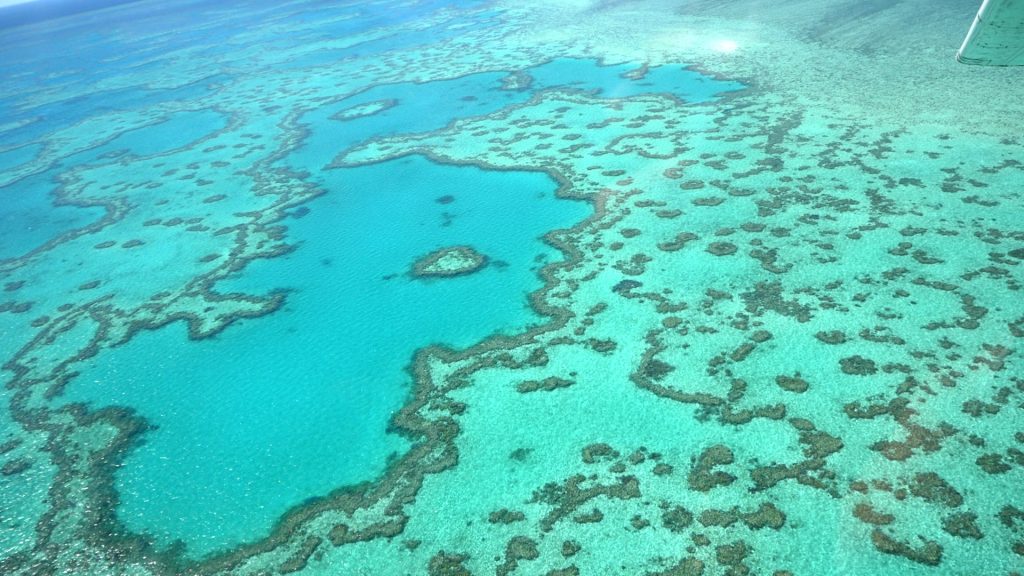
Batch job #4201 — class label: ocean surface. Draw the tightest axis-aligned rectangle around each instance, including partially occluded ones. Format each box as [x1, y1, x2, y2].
[1, 0, 1022, 574]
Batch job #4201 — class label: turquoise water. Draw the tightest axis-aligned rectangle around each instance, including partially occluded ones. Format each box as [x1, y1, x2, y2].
[2, 0, 1023, 575]
[0, 171, 101, 261]
[57, 53, 733, 557]
[98, 109, 227, 157]
[0, 143, 38, 172]
[0, 108, 225, 261]
[289, 58, 743, 174]
[65, 154, 589, 556]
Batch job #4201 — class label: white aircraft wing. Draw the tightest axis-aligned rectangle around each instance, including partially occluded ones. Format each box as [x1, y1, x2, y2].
[958, 0, 1024, 65]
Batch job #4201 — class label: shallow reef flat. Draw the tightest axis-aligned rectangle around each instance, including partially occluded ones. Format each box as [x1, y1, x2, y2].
[412, 245, 490, 278]
[0, 0, 1022, 575]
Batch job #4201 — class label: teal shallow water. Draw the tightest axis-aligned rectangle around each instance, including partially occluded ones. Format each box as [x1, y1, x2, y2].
[64, 156, 587, 556]
[0, 169, 104, 261]
[0, 108, 225, 261]
[2, 0, 1023, 574]
[58, 55, 737, 557]
[288, 57, 743, 174]
[0, 144, 38, 173]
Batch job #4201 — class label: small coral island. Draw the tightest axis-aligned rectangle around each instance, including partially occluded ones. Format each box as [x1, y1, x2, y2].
[411, 245, 488, 278]
[329, 98, 398, 121]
